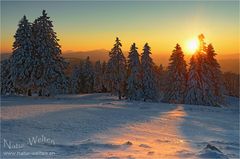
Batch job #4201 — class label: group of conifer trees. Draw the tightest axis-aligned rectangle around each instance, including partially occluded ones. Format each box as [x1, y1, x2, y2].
[163, 34, 225, 106]
[94, 35, 224, 106]
[1, 10, 67, 96]
[101, 38, 159, 101]
[1, 10, 225, 106]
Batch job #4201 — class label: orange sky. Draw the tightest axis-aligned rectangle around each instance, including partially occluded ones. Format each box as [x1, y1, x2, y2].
[1, 1, 239, 56]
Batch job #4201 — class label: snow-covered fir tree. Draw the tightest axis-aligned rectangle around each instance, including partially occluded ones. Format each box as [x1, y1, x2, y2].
[201, 53, 217, 106]
[107, 37, 127, 99]
[141, 43, 158, 101]
[223, 72, 239, 97]
[1, 59, 14, 95]
[185, 34, 217, 106]
[101, 61, 108, 92]
[206, 44, 225, 104]
[82, 57, 94, 93]
[93, 60, 103, 92]
[32, 10, 67, 96]
[64, 76, 72, 94]
[71, 65, 82, 94]
[153, 65, 161, 96]
[185, 54, 205, 105]
[105, 60, 117, 93]
[153, 64, 166, 98]
[105, 61, 113, 92]
[199, 35, 217, 106]
[126, 43, 143, 100]
[162, 44, 187, 103]
[10, 15, 34, 96]
[158, 64, 167, 95]
[71, 57, 94, 94]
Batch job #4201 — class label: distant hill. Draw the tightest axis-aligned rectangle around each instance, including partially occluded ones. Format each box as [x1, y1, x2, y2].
[0, 49, 110, 62]
[216, 53, 239, 74]
[63, 49, 110, 62]
[1, 51, 239, 74]
[0, 53, 11, 61]
[63, 51, 239, 74]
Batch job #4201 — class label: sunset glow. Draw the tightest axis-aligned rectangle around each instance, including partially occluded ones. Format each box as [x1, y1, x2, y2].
[186, 38, 199, 54]
[1, 1, 239, 56]
[0, 1, 239, 159]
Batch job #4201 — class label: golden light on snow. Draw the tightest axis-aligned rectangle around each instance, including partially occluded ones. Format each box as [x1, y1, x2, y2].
[185, 38, 199, 54]
[90, 105, 193, 158]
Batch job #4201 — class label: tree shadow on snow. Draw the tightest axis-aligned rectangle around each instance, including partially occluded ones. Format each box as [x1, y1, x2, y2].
[178, 97, 239, 159]
[1, 94, 177, 158]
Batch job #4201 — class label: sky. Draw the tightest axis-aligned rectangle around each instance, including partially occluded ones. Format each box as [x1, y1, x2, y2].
[1, 1, 239, 56]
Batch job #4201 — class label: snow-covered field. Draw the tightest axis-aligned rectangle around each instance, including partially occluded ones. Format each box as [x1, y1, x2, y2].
[1, 93, 239, 158]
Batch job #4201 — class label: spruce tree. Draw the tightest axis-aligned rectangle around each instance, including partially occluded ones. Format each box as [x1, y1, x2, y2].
[153, 65, 161, 96]
[223, 72, 239, 97]
[105, 61, 114, 92]
[158, 64, 166, 95]
[185, 34, 217, 106]
[1, 59, 14, 95]
[10, 15, 34, 95]
[94, 60, 103, 93]
[185, 54, 205, 105]
[153, 64, 166, 98]
[71, 65, 81, 94]
[32, 10, 67, 96]
[101, 61, 108, 92]
[107, 37, 127, 99]
[82, 57, 94, 93]
[198, 35, 217, 106]
[141, 43, 158, 101]
[127, 43, 143, 100]
[163, 44, 187, 103]
[206, 44, 225, 104]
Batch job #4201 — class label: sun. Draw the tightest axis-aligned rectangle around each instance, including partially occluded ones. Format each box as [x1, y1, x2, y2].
[185, 38, 199, 54]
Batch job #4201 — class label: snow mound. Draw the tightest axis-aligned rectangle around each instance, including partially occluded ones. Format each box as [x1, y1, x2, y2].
[123, 141, 133, 146]
[139, 144, 151, 148]
[198, 144, 229, 159]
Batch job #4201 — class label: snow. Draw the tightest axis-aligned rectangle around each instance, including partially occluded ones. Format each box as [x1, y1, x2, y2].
[198, 144, 228, 158]
[1, 93, 239, 158]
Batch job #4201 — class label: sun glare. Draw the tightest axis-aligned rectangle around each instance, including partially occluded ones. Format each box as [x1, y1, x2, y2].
[186, 38, 199, 54]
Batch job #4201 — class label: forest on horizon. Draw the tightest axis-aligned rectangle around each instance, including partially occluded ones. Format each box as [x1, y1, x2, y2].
[1, 50, 239, 74]
[1, 10, 239, 102]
